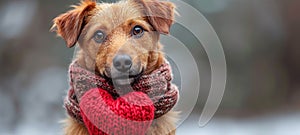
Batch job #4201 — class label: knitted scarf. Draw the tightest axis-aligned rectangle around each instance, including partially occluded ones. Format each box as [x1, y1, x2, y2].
[64, 60, 179, 124]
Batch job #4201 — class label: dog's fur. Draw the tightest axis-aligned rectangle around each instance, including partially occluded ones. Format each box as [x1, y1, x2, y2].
[52, 0, 178, 134]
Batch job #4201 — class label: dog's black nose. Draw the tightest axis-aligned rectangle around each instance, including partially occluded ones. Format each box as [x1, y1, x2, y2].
[113, 54, 132, 72]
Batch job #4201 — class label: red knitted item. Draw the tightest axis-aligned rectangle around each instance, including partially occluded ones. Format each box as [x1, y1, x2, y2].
[80, 88, 154, 135]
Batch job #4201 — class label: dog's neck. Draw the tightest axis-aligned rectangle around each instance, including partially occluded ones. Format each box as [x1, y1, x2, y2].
[65, 58, 179, 123]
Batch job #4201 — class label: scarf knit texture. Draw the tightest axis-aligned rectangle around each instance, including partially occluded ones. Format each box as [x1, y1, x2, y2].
[64, 60, 179, 134]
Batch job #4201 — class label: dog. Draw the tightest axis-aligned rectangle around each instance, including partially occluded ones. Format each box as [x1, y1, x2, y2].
[51, 0, 179, 134]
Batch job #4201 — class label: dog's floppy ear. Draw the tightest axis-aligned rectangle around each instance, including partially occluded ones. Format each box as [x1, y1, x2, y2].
[133, 0, 175, 34]
[51, 0, 96, 48]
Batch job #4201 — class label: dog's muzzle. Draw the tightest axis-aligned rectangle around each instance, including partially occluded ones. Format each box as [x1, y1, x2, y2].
[113, 54, 132, 72]
[110, 54, 143, 85]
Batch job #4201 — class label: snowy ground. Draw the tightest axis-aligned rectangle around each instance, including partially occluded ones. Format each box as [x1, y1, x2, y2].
[177, 113, 300, 135]
[2, 112, 300, 135]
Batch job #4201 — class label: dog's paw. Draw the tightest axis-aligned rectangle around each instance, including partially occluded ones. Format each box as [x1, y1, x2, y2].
[79, 88, 155, 135]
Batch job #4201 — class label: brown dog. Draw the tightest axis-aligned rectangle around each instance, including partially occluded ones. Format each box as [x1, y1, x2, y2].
[52, 0, 178, 134]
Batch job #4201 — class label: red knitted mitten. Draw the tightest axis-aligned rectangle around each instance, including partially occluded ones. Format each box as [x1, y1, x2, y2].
[79, 88, 155, 135]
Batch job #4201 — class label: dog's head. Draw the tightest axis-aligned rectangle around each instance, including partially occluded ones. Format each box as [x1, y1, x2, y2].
[51, 0, 175, 85]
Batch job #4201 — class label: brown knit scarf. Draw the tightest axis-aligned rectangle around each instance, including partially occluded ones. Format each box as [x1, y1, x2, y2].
[64, 60, 179, 123]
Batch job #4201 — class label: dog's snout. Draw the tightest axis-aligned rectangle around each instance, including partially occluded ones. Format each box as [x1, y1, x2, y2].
[113, 54, 132, 72]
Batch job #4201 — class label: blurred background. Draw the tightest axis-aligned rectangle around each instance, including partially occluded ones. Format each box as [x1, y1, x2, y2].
[0, 0, 299, 134]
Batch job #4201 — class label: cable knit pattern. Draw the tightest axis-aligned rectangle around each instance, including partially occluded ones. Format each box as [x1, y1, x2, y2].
[64, 60, 179, 134]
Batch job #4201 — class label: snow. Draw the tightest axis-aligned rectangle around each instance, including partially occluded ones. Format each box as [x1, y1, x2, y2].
[177, 113, 300, 135]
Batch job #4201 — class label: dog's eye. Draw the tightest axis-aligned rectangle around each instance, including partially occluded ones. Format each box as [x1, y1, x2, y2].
[132, 25, 144, 38]
[93, 30, 106, 43]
